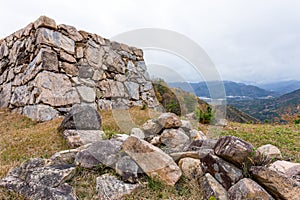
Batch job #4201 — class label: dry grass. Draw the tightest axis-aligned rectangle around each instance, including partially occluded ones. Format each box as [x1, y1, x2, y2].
[0, 108, 299, 199]
[220, 122, 300, 162]
[100, 107, 159, 137]
[125, 177, 202, 200]
[0, 109, 69, 199]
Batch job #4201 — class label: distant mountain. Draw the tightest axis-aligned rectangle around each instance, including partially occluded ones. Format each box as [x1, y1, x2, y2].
[169, 81, 279, 99]
[228, 89, 300, 123]
[257, 80, 300, 95]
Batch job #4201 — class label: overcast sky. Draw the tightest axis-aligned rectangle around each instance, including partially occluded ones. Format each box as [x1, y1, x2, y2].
[1, 0, 299, 83]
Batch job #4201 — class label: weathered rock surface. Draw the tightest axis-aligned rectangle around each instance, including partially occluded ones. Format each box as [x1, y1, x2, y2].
[115, 155, 139, 183]
[250, 166, 300, 200]
[214, 136, 254, 167]
[75, 139, 122, 169]
[269, 160, 300, 182]
[189, 129, 207, 140]
[228, 178, 274, 200]
[122, 136, 182, 186]
[157, 112, 182, 129]
[130, 127, 145, 139]
[23, 104, 59, 122]
[180, 120, 193, 132]
[59, 105, 101, 131]
[160, 128, 190, 153]
[199, 173, 228, 200]
[62, 129, 105, 147]
[142, 119, 163, 137]
[96, 174, 140, 200]
[178, 157, 203, 180]
[0, 158, 76, 200]
[34, 71, 80, 107]
[201, 154, 243, 190]
[257, 144, 282, 160]
[169, 151, 199, 162]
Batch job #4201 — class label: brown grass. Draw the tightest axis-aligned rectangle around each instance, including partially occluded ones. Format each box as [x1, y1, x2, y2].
[0, 108, 299, 199]
[0, 109, 69, 199]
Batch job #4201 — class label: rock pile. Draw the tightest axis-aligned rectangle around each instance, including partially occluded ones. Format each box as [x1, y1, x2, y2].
[1, 115, 300, 199]
[0, 16, 158, 121]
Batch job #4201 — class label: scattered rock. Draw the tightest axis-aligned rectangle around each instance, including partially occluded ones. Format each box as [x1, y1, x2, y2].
[76, 139, 122, 169]
[62, 129, 105, 147]
[198, 173, 228, 200]
[180, 120, 193, 132]
[201, 154, 243, 190]
[269, 160, 300, 182]
[122, 136, 182, 186]
[130, 128, 145, 139]
[160, 128, 190, 153]
[157, 112, 182, 129]
[23, 104, 58, 122]
[96, 174, 140, 200]
[59, 105, 101, 131]
[142, 119, 163, 137]
[189, 129, 207, 140]
[256, 144, 282, 160]
[169, 151, 199, 162]
[214, 136, 254, 167]
[250, 166, 300, 200]
[0, 158, 76, 200]
[228, 178, 274, 200]
[178, 157, 203, 180]
[116, 156, 140, 183]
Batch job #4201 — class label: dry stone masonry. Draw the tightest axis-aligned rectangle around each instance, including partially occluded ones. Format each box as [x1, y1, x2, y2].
[0, 16, 158, 121]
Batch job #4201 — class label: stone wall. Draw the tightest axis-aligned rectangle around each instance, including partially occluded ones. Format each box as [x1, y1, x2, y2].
[0, 16, 158, 121]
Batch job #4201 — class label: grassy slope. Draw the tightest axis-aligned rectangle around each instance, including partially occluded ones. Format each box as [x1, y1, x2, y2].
[0, 108, 299, 199]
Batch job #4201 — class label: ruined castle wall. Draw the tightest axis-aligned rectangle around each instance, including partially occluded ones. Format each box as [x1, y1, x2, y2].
[0, 16, 158, 121]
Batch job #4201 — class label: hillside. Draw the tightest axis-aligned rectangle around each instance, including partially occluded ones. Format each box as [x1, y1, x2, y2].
[229, 89, 300, 123]
[154, 79, 259, 123]
[257, 80, 300, 95]
[169, 81, 278, 99]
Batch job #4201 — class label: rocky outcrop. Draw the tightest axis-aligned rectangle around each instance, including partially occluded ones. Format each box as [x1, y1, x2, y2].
[0, 16, 158, 121]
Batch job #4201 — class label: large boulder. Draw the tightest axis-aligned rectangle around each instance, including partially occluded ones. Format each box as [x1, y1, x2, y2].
[200, 154, 243, 190]
[157, 112, 182, 129]
[75, 139, 122, 169]
[122, 136, 182, 186]
[250, 166, 300, 200]
[178, 157, 204, 181]
[256, 144, 282, 160]
[59, 105, 101, 131]
[96, 174, 140, 200]
[228, 178, 274, 200]
[142, 119, 163, 136]
[159, 128, 190, 153]
[198, 173, 228, 200]
[269, 160, 300, 182]
[0, 158, 76, 200]
[214, 136, 254, 167]
[62, 129, 105, 148]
